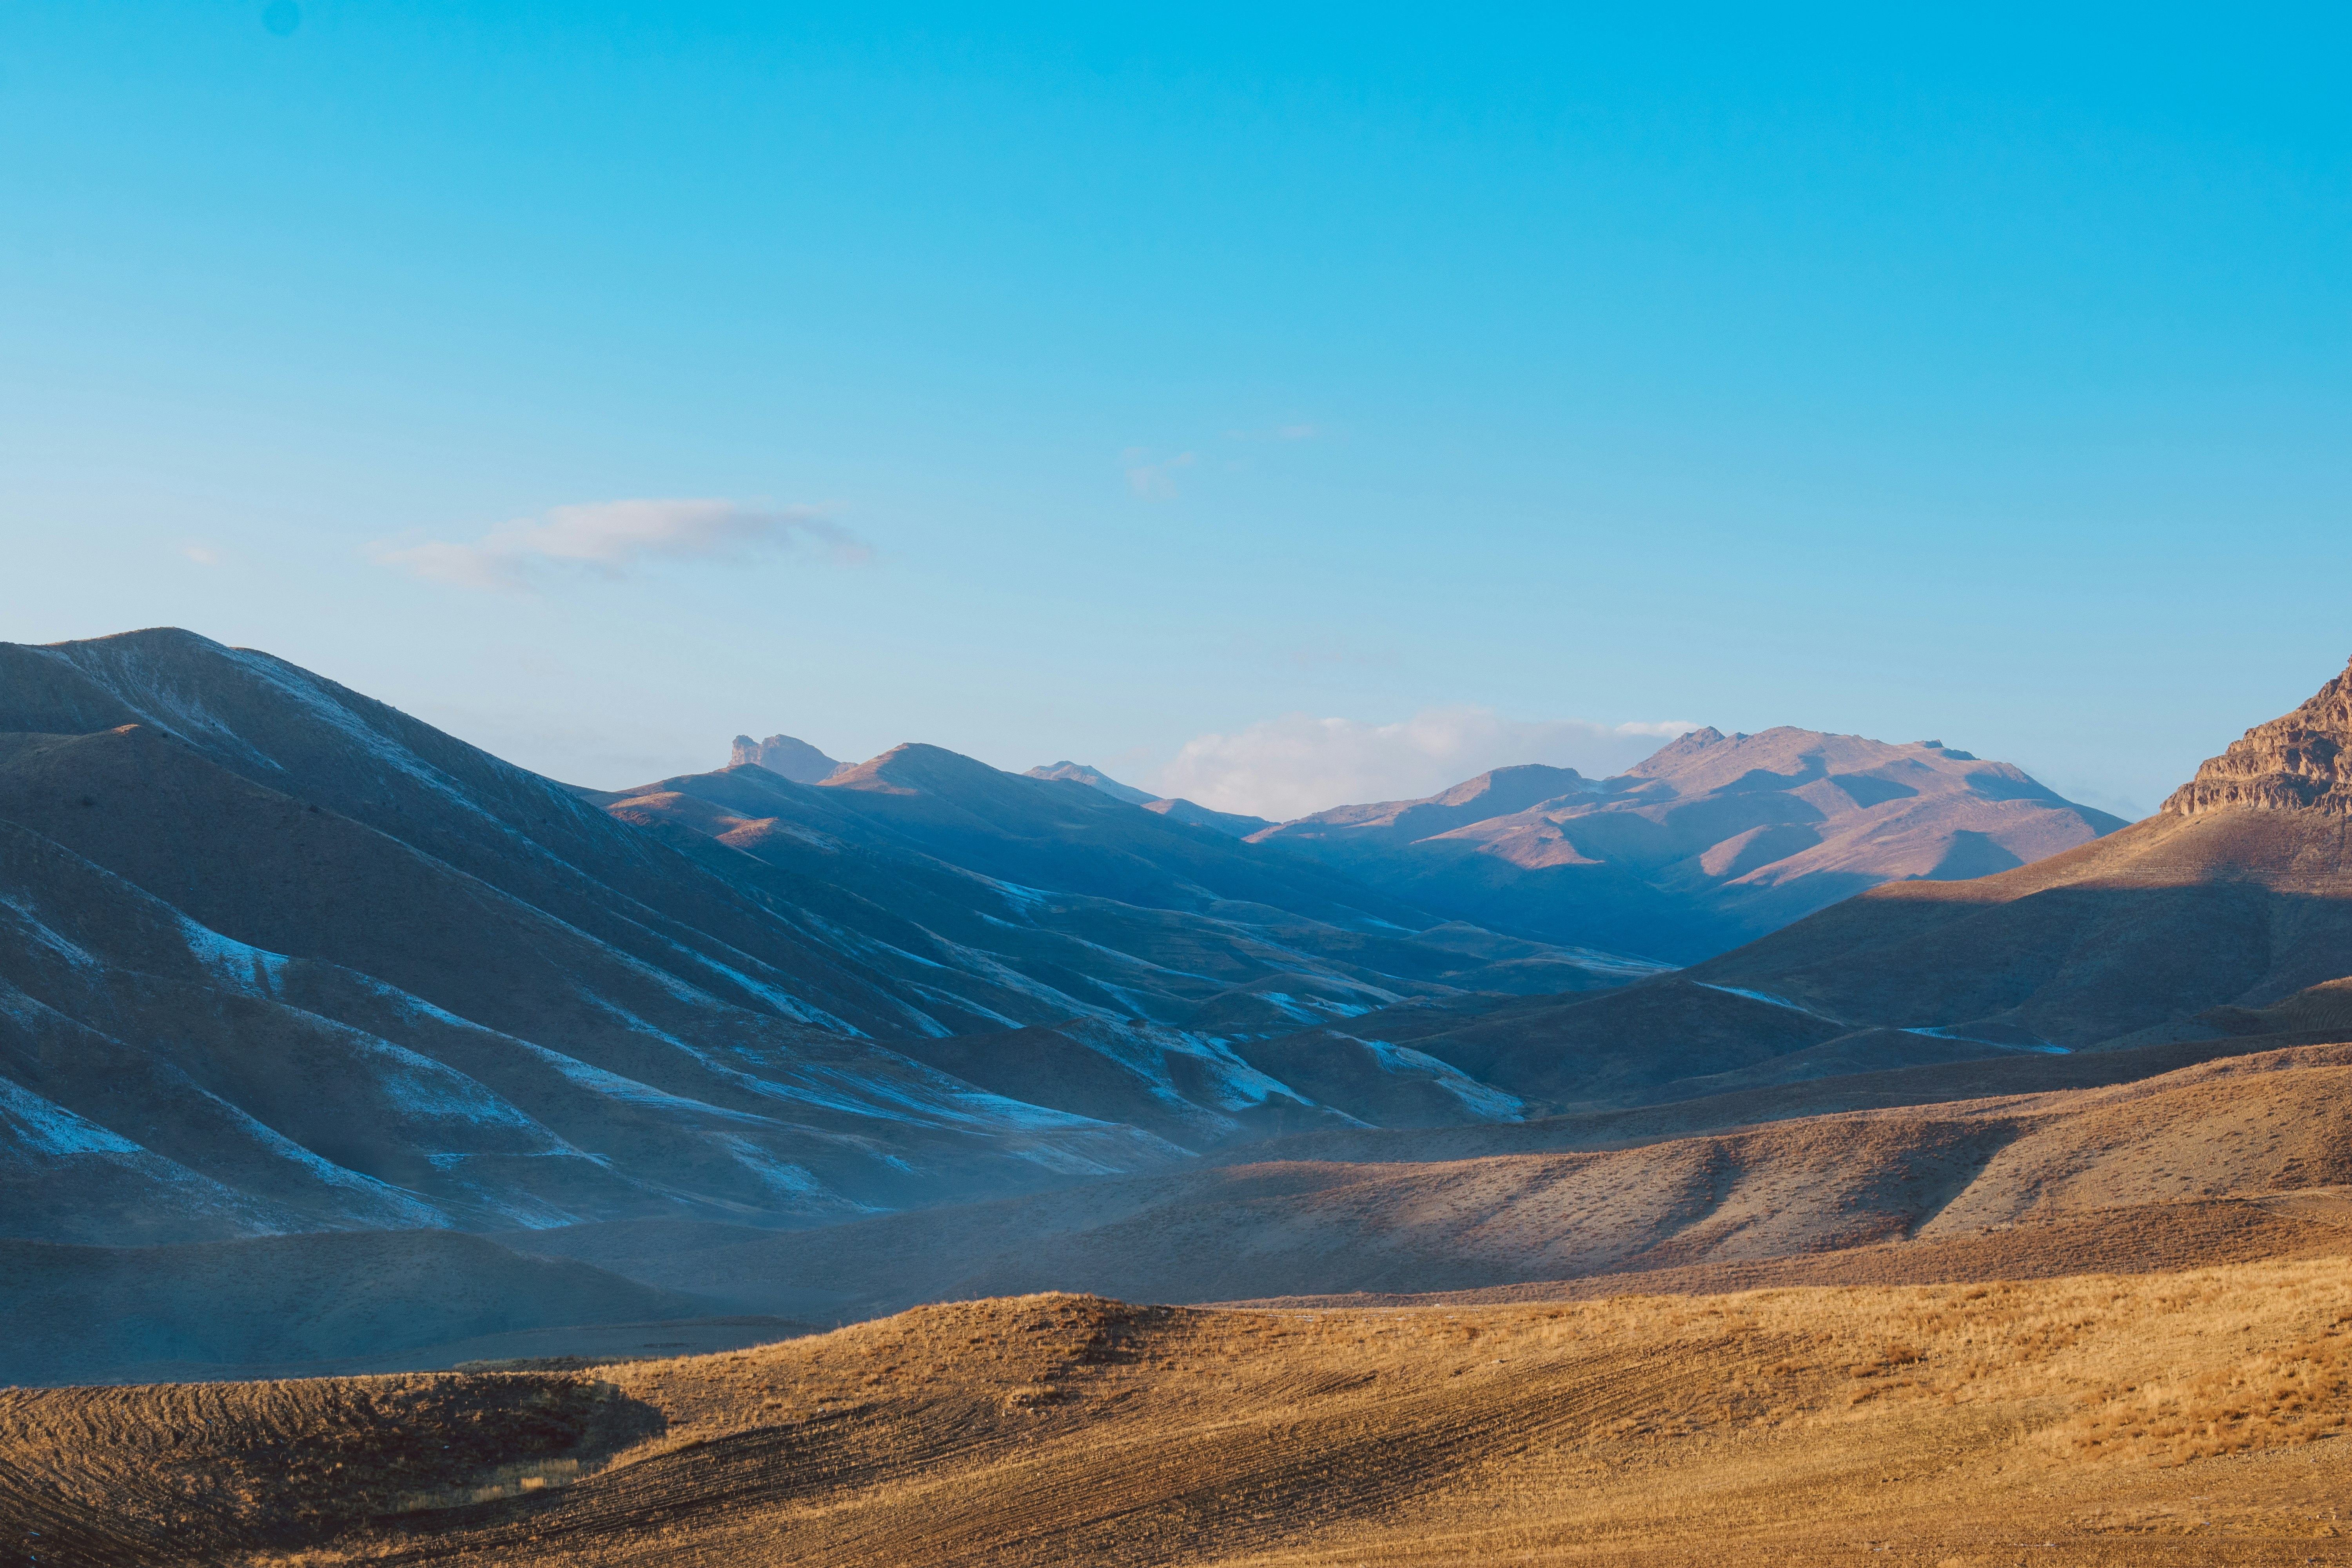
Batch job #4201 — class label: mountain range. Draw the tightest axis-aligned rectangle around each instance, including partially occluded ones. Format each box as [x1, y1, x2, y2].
[1012, 732, 2125, 962]
[0, 628, 1663, 1260]
[4, 628, 2347, 1385]
[1247, 727, 2126, 961]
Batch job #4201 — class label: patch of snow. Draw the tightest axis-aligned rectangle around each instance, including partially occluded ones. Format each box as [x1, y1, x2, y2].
[1175, 1045, 1299, 1113]
[372, 1056, 543, 1127]
[1902, 1026, 2069, 1055]
[577, 993, 715, 1057]
[1357, 1039, 1526, 1121]
[188, 1087, 452, 1226]
[1005, 1143, 1133, 1177]
[897, 936, 1112, 1020]
[1250, 991, 1322, 1025]
[716, 1137, 878, 1210]
[519, 1042, 784, 1122]
[1054, 1018, 1295, 1115]
[219, 646, 508, 823]
[1694, 982, 1829, 1018]
[176, 916, 290, 995]
[348, 975, 482, 1031]
[0, 897, 108, 973]
[0, 1077, 145, 1156]
[474, 1194, 584, 1230]
[744, 1064, 1111, 1134]
[276, 1007, 549, 1133]
[643, 931, 860, 1034]
[987, 880, 1058, 913]
[1552, 947, 1677, 980]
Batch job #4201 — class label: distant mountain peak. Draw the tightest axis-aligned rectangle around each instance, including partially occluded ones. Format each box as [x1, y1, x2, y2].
[2163, 655, 2352, 818]
[730, 733, 841, 785]
[1024, 760, 1159, 806]
[1623, 727, 1725, 774]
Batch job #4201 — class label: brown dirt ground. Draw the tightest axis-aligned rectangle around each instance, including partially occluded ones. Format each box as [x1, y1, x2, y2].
[6, 1256, 2351, 1568]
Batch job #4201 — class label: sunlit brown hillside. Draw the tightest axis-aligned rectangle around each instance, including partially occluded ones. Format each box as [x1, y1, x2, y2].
[7, 1263, 2351, 1567]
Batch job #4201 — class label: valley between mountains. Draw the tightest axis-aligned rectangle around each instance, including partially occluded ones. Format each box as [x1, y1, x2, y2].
[0, 627, 2130, 1288]
[5, 632, 2352, 1566]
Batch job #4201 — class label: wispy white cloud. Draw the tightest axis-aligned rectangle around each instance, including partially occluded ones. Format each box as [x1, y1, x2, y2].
[1152, 707, 1699, 821]
[370, 498, 868, 590]
[1122, 448, 1196, 500]
[180, 543, 225, 567]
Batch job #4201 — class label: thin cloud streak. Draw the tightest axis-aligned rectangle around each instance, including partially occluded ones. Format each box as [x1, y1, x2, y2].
[370, 498, 869, 590]
[1154, 707, 1698, 821]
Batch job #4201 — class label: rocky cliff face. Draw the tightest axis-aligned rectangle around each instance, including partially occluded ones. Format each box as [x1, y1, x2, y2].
[2163, 657, 2352, 817]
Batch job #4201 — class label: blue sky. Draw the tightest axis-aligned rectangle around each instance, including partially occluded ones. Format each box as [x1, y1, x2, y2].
[2, 4, 2345, 817]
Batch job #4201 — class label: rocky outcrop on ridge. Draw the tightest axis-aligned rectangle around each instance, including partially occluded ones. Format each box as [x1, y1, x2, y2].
[2163, 656, 2352, 817]
[730, 732, 842, 783]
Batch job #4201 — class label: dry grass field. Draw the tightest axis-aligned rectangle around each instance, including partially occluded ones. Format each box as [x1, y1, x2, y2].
[6, 1254, 2350, 1567]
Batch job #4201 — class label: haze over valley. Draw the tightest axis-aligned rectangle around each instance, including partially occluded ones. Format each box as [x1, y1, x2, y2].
[0, 629, 2339, 1359]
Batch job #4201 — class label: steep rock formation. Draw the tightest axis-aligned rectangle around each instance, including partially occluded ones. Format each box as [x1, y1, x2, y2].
[2164, 656, 2352, 817]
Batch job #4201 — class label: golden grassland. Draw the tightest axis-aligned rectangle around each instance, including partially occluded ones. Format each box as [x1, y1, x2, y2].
[4, 1256, 2349, 1566]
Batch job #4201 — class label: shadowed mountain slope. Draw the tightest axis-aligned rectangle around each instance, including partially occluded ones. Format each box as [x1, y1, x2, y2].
[0, 630, 1657, 1252]
[1688, 806, 2352, 1047]
[1676, 662, 2352, 1046]
[0, 746, 1187, 1241]
[1253, 731, 2125, 962]
[595, 753, 1657, 1139]
[0, 635, 1329, 1245]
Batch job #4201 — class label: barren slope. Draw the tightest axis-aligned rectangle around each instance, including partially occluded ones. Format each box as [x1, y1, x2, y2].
[9, 1270, 2350, 1566]
[499, 1043, 2352, 1318]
